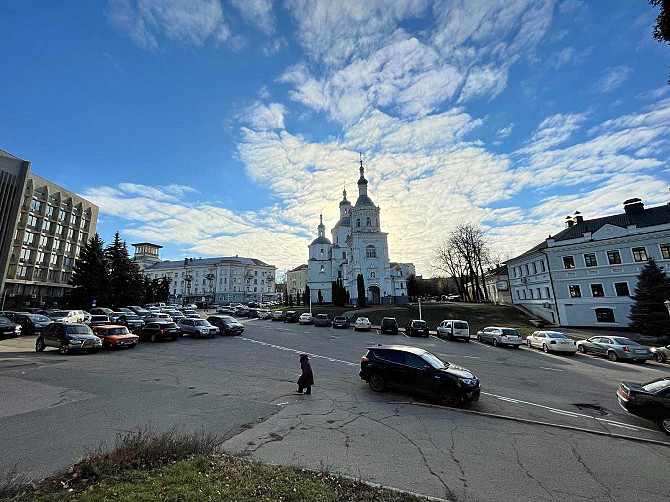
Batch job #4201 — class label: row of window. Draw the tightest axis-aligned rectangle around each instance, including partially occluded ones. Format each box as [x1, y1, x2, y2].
[512, 260, 546, 278]
[355, 217, 377, 228]
[516, 287, 552, 300]
[568, 282, 630, 298]
[150, 269, 269, 280]
[562, 244, 670, 269]
[15, 265, 69, 283]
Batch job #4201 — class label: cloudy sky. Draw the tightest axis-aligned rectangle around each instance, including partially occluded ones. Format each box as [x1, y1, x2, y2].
[2, 0, 669, 277]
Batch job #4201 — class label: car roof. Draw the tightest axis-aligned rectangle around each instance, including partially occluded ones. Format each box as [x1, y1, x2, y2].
[367, 345, 428, 356]
[442, 319, 467, 323]
[94, 325, 128, 330]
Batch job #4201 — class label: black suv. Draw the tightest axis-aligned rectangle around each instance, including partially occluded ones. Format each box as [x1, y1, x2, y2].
[207, 315, 244, 336]
[380, 317, 398, 334]
[36, 323, 102, 354]
[283, 311, 300, 323]
[359, 345, 480, 407]
[0, 316, 21, 338]
[406, 319, 429, 337]
[138, 322, 180, 342]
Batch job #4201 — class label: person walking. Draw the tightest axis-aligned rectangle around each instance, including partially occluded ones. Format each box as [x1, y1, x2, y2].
[296, 353, 314, 395]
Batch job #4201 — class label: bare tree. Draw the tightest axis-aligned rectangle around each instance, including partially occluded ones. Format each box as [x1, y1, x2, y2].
[433, 239, 469, 301]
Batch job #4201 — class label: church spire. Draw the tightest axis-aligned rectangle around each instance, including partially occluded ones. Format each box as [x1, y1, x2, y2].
[317, 213, 325, 237]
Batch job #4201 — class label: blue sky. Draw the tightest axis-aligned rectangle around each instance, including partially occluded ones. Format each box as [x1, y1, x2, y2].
[2, 0, 669, 276]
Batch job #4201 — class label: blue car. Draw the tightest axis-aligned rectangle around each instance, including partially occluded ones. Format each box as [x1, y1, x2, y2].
[576, 336, 652, 362]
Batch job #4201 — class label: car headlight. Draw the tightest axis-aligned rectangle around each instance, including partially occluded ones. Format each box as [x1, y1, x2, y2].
[460, 378, 478, 386]
[14, 326, 21, 332]
[68, 339, 82, 345]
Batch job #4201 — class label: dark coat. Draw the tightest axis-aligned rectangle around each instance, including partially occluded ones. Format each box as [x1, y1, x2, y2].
[299, 359, 314, 386]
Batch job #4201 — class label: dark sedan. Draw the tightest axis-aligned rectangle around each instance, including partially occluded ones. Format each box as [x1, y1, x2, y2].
[618, 378, 670, 435]
[117, 314, 145, 332]
[405, 319, 429, 337]
[12, 313, 51, 335]
[314, 314, 332, 327]
[360, 345, 480, 407]
[283, 311, 300, 323]
[0, 316, 21, 338]
[207, 315, 244, 335]
[332, 316, 349, 329]
[138, 322, 180, 342]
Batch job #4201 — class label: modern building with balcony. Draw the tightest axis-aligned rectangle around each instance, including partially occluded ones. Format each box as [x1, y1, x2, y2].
[133, 243, 278, 304]
[0, 150, 99, 309]
[286, 264, 308, 302]
[506, 198, 670, 327]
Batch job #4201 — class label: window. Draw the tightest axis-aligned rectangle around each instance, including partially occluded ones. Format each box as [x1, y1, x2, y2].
[590, 284, 605, 297]
[563, 256, 575, 269]
[27, 215, 38, 228]
[366, 217, 371, 226]
[366, 245, 377, 258]
[595, 308, 615, 323]
[370, 271, 376, 279]
[532, 262, 537, 274]
[64, 257, 72, 267]
[23, 232, 35, 246]
[342, 251, 346, 259]
[56, 224, 63, 236]
[632, 247, 647, 262]
[584, 253, 597, 267]
[614, 282, 630, 297]
[525, 264, 529, 275]
[540, 261, 545, 272]
[45, 205, 54, 218]
[607, 250, 621, 265]
[544, 287, 551, 298]
[39, 235, 49, 247]
[42, 220, 52, 233]
[30, 199, 42, 212]
[16, 265, 28, 278]
[67, 228, 74, 239]
[356, 218, 360, 227]
[569, 285, 581, 298]
[661, 243, 670, 260]
[529, 289, 534, 299]
[320, 265, 325, 274]
[50, 254, 58, 265]
[19, 248, 32, 261]
[536, 288, 541, 299]
[37, 251, 45, 263]
[320, 248, 324, 255]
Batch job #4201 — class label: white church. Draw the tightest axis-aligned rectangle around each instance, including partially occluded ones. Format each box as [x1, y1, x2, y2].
[307, 160, 414, 305]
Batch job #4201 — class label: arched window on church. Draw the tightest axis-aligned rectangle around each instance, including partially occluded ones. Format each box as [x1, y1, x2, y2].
[320, 248, 324, 255]
[366, 217, 371, 226]
[370, 271, 376, 279]
[356, 218, 360, 228]
[366, 245, 377, 258]
[320, 265, 325, 274]
[342, 251, 346, 259]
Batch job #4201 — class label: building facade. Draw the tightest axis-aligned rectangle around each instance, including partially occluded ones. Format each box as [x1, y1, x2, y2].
[0, 150, 98, 309]
[307, 161, 412, 305]
[133, 243, 278, 304]
[506, 199, 670, 327]
[483, 265, 512, 305]
[286, 264, 308, 302]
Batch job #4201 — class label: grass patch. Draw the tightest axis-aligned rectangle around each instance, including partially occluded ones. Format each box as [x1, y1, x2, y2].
[3, 430, 429, 502]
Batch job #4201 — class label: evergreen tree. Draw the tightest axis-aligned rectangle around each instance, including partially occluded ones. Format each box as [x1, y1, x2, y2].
[332, 281, 337, 306]
[69, 234, 108, 307]
[318, 289, 323, 305]
[357, 274, 366, 307]
[106, 232, 144, 307]
[303, 286, 310, 305]
[629, 258, 670, 338]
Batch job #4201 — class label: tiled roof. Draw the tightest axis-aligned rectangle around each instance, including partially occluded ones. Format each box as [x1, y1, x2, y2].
[144, 256, 273, 270]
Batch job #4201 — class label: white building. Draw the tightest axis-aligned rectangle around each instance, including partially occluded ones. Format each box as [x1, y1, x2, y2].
[506, 198, 670, 327]
[286, 264, 308, 302]
[307, 161, 412, 305]
[133, 243, 277, 304]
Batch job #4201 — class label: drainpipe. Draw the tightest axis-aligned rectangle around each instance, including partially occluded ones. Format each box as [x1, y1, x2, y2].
[539, 249, 561, 326]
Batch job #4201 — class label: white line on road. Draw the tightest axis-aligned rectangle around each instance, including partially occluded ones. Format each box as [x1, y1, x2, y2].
[539, 366, 564, 372]
[240, 337, 359, 367]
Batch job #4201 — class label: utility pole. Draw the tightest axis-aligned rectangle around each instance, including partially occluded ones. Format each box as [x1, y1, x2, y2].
[418, 297, 422, 320]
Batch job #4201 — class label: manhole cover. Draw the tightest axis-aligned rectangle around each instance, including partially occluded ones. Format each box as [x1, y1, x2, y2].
[573, 403, 610, 416]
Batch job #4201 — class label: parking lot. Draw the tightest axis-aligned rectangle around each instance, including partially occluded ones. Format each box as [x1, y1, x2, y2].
[1, 315, 669, 502]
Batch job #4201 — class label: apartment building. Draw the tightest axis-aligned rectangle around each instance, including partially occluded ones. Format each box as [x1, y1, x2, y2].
[507, 198, 670, 327]
[286, 264, 308, 302]
[0, 150, 99, 309]
[133, 243, 278, 304]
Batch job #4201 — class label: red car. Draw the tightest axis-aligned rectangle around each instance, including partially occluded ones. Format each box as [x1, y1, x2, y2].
[92, 325, 139, 350]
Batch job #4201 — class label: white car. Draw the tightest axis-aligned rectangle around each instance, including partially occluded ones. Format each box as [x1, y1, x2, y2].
[144, 312, 172, 323]
[526, 331, 577, 354]
[257, 310, 272, 319]
[354, 317, 372, 331]
[298, 313, 313, 325]
[436, 320, 470, 341]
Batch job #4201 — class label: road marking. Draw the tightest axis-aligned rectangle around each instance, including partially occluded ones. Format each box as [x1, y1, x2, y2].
[463, 355, 481, 359]
[240, 337, 359, 367]
[539, 366, 563, 372]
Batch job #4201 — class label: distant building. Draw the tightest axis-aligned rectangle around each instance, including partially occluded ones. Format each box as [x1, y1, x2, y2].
[483, 265, 511, 305]
[506, 198, 670, 327]
[133, 243, 278, 304]
[286, 264, 308, 302]
[0, 150, 98, 309]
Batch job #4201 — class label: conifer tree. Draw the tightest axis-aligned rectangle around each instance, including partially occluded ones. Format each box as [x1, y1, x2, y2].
[629, 258, 670, 338]
[106, 232, 144, 307]
[357, 274, 366, 307]
[69, 234, 108, 307]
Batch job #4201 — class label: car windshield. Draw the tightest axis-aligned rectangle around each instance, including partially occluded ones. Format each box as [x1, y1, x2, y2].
[502, 329, 520, 336]
[614, 338, 639, 346]
[358, 318, 369, 322]
[547, 333, 568, 339]
[50, 312, 69, 318]
[334, 316, 345, 321]
[0, 317, 10, 324]
[453, 322, 468, 329]
[66, 326, 92, 335]
[160, 323, 177, 329]
[28, 315, 50, 322]
[642, 379, 670, 393]
[422, 352, 448, 370]
[125, 315, 141, 321]
[382, 319, 395, 324]
[194, 320, 209, 326]
[413, 321, 427, 328]
[92, 316, 108, 321]
[316, 315, 328, 319]
[106, 328, 129, 335]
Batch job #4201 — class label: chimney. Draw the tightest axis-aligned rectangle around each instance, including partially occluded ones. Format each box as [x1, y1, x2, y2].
[623, 198, 644, 215]
[573, 211, 584, 224]
[565, 215, 574, 228]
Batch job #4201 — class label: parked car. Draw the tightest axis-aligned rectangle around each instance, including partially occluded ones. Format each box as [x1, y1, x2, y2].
[271, 310, 285, 321]
[406, 319, 429, 337]
[207, 315, 244, 335]
[314, 314, 332, 327]
[88, 315, 111, 327]
[354, 317, 372, 331]
[35, 323, 102, 354]
[477, 327, 523, 347]
[257, 310, 272, 319]
[144, 313, 173, 323]
[617, 378, 670, 435]
[299, 313, 314, 325]
[169, 310, 186, 322]
[182, 309, 200, 319]
[109, 311, 125, 323]
[283, 311, 300, 323]
[92, 325, 139, 350]
[48, 310, 85, 323]
[0, 316, 21, 338]
[11, 313, 51, 336]
[129, 306, 152, 318]
[576, 336, 652, 362]
[436, 320, 470, 341]
[526, 331, 577, 354]
[332, 316, 349, 329]
[117, 314, 145, 331]
[234, 307, 250, 317]
[217, 306, 235, 315]
[380, 317, 399, 334]
[359, 345, 480, 407]
[247, 308, 260, 318]
[117, 307, 134, 315]
[90, 307, 114, 316]
[138, 321, 180, 342]
[651, 344, 670, 363]
[178, 318, 218, 338]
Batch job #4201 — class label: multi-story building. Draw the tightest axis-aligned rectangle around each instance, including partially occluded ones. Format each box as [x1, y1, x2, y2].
[483, 265, 511, 305]
[286, 264, 308, 302]
[506, 198, 670, 327]
[133, 243, 278, 304]
[0, 150, 98, 309]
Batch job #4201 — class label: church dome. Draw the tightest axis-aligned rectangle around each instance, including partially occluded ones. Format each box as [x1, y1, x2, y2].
[354, 195, 375, 207]
[310, 235, 332, 245]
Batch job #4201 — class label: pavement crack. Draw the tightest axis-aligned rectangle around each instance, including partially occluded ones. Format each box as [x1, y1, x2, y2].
[565, 438, 615, 502]
[511, 436, 552, 500]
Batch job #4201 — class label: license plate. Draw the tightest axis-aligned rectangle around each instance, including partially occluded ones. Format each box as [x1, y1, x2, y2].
[634, 350, 646, 354]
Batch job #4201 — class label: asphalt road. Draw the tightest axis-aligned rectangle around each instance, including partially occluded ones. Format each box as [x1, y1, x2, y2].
[1, 317, 669, 502]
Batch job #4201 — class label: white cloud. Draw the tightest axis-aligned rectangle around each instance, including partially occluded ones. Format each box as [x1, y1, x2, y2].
[518, 112, 587, 154]
[229, 0, 274, 35]
[593, 65, 633, 93]
[497, 124, 514, 138]
[458, 64, 508, 103]
[243, 101, 288, 130]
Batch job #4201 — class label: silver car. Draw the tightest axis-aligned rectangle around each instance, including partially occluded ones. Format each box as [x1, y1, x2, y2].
[476, 327, 523, 347]
[178, 318, 218, 338]
[576, 336, 653, 362]
[651, 344, 670, 363]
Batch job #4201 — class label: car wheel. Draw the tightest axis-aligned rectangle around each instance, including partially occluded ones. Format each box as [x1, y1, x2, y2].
[105, 342, 114, 350]
[608, 351, 619, 362]
[527, 339, 532, 347]
[194, 330, 201, 339]
[58, 343, 69, 355]
[653, 352, 665, 363]
[150, 333, 157, 343]
[477, 334, 482, 342]
[493, 339, 498, 347]
[437, 386, 462, 407]
[543, 344, 549, 353]
[656, 415, 670, 435]
[35, 337, 45, 352]
[577, 345, 586, 354]
[368, 372, 385, 392]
